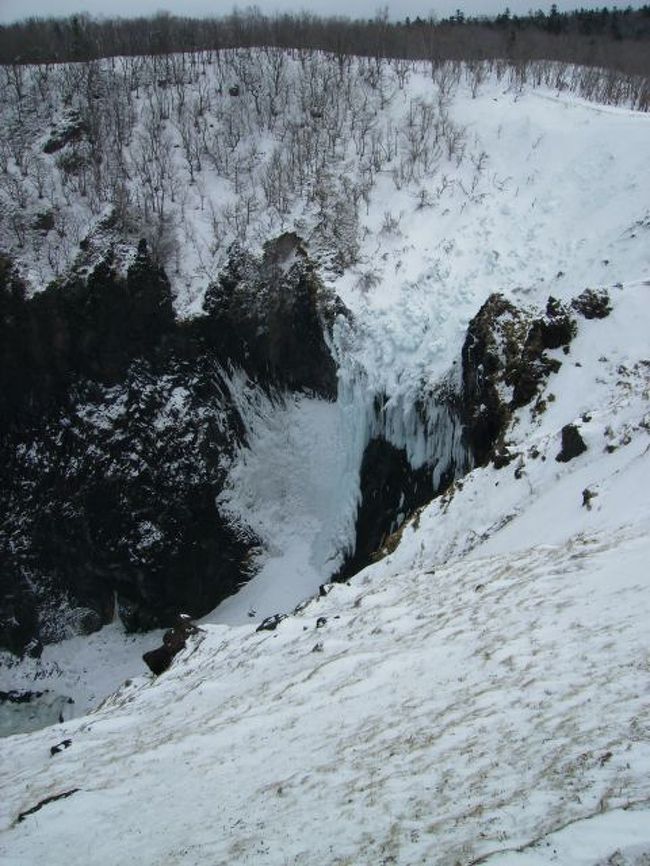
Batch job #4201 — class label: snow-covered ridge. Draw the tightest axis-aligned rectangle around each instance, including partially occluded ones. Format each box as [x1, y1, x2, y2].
[2, 51, 648, 322]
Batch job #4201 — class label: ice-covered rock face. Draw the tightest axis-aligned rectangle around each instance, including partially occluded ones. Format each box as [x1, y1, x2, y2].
[0, 237, 343, 654]
[1, 233, 584, 656]
[334, 291, 583, 581]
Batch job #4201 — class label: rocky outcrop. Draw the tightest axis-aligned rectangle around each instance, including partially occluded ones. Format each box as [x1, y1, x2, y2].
[461, 293, 576, 466]
[0, 236, 344, 655]
[142, 615, 200, 675]
[460, 293, 525, 466]
[17, 789, 80, 824]
[556, 424, 588, 462]
[571, 288, 612, 320]
[202, 233, 341, 399]
[256, 614, 287, 632]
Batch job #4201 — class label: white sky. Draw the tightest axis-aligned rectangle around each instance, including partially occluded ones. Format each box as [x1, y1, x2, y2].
[0, 0, 643, 26]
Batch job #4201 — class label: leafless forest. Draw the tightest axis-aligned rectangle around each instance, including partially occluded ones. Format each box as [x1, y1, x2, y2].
[0, 8, 648, 290]
[1, 7, 649, 75]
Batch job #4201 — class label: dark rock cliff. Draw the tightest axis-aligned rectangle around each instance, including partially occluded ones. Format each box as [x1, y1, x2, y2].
[1, 235, 586, 654]
[203, 233, 342, 399]
[0, 234, 341, 654]
[460, 292, 576, 466]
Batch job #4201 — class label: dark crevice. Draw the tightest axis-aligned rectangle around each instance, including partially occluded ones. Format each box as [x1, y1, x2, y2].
[336, 438, 437, 581]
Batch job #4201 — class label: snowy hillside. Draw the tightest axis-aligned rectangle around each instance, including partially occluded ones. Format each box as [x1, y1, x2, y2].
[1, 278, 649, 864]
[1, 51, 650, 865]
[2, 53, 648, 326]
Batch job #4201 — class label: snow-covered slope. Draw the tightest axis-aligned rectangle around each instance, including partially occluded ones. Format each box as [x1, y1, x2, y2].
[1, 58, 650, 863]
[1, 276, 649, 863]
[333, 81, 650, 395]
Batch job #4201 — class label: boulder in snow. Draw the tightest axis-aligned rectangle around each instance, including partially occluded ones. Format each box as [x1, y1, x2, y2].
[556, 424, 588, 463]
[256, 614, 287, 632]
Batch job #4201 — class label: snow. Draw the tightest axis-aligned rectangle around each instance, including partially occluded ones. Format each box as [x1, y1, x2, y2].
[484, 807, 650, 865]
[0, 691, 73, 739]
[332, 80, 650, 399]
[0, 624, 160, 725]
[383, 280, 650, 575]
[2, 276, 649, 863]
[1, 473, 649, 863]
[1, 61, 650, 864]
[208, 391, 361, 624]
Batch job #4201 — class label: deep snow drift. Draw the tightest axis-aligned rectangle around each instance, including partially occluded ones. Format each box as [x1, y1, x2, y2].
[1, 65, 650, 864]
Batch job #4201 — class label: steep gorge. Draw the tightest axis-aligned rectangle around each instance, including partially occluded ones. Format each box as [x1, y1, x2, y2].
[0, 230, 581, 656]
[0, 234, 340, 654]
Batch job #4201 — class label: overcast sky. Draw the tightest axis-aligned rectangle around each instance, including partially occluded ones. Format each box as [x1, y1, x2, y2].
[0, 0, 642, 25]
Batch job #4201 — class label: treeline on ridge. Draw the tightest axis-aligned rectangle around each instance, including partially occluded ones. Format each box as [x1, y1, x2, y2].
[0, 7, 649, 78]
